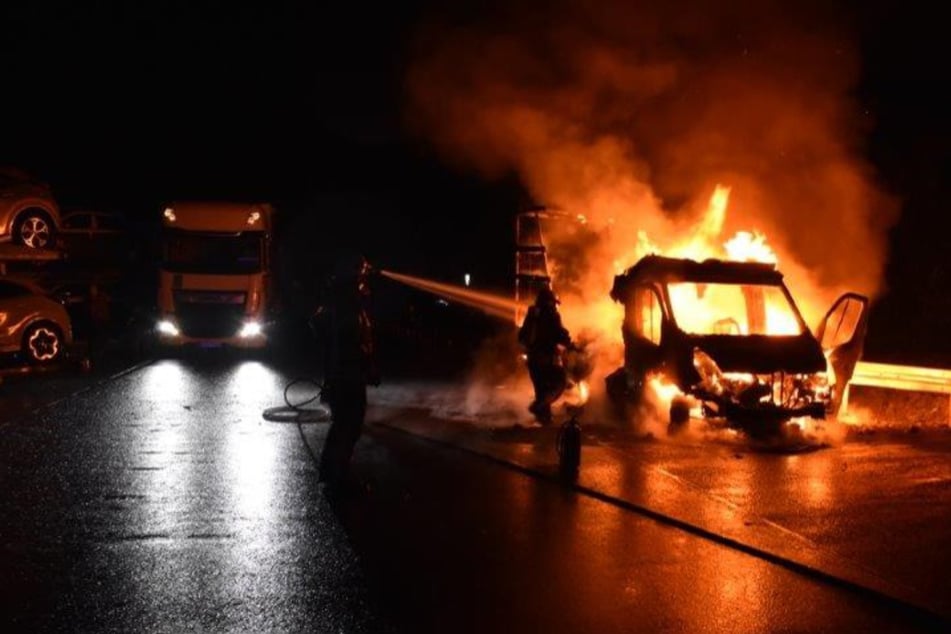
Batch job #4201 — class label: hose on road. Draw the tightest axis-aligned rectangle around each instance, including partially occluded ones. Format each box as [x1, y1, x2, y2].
[261, 377, 331, 424]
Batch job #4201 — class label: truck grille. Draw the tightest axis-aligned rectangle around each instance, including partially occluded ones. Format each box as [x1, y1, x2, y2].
[174, 291, 246, 338]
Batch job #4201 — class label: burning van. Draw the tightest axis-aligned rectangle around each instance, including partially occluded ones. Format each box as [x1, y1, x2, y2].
[606, 255, 869, 437]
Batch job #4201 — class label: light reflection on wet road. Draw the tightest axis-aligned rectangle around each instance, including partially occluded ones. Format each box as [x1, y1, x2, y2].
[0, 356, 947, 632]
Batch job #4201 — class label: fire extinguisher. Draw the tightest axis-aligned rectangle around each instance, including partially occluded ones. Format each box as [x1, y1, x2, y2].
[557, 412, 582, 478]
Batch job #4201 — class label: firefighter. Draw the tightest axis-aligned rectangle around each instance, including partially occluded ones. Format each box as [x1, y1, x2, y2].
[518, 286, 573, 424]
[317, 252, 380, 492]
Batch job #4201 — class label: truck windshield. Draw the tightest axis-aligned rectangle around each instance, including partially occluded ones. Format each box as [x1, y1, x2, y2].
[162, 231, 264, 274]
[667, 282, 803, 336]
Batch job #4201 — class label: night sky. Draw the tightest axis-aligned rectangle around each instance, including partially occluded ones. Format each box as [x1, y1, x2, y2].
[1, 1, 425, 204]
[1, 0, 948, 361]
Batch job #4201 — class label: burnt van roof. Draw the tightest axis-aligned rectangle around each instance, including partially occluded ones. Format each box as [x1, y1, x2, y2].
[610, 255, 784, 302]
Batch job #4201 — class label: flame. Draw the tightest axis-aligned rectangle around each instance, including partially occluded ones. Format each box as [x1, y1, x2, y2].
[409, 6, 897, 380]
[668, 186, 801, 337]
[648, 374, 684, 407]
[578, 380, 590, 404]
[565, 380, 591, 408]
[724, 231, 778, 263]
[556, 184, 804, 348]
[764, 302, 802, 335]
[620, 185, 776, 267]
[698, 184, 730, 241]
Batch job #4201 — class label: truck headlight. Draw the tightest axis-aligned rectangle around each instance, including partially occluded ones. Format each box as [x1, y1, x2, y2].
[157, 319, 180, 337]
[239, 321, 263, 338]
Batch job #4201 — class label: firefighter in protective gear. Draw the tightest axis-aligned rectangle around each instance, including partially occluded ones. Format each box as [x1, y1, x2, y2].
[518, 287, 572, 424]
[317, 252, 379, 490]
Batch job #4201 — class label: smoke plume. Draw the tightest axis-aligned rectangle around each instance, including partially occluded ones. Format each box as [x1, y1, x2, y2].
[405, 0, 899, 331]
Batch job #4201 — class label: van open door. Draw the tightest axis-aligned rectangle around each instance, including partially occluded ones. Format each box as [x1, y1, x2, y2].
[816, 292, 869, 415]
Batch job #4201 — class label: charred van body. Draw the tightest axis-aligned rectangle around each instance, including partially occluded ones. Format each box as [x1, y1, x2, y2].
[606, 255, 868, 437]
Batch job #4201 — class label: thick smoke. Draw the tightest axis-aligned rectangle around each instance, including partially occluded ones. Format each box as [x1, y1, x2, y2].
[405, 0, 899, 330]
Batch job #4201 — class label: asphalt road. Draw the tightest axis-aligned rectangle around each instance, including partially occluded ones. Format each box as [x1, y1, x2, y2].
[1, 353, 948, 632]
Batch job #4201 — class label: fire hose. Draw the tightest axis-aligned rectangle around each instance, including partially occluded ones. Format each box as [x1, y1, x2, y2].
[262, 377, 331, 424]
[260, 377, 333, 468]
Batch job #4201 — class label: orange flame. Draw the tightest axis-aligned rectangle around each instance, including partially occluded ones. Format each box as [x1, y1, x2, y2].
[724, 231, 778, 263]
[556, 184, 802, 347]
[578, 380, 590, 404]
[648, 374, 684, 407]
[697, 183, 730, 242]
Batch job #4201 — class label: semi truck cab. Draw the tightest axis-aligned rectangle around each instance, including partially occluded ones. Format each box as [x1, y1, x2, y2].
[156, 201, 275, 349]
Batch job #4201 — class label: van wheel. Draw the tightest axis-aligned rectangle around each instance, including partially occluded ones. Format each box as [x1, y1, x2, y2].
[22, 322, 64, 364]
[14, 210, 56, 249]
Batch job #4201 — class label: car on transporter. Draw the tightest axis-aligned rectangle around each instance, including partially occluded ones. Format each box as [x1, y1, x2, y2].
[605, 255, 869, 438]
[0, 277, 74, 364]
[0, 167, 62, 250]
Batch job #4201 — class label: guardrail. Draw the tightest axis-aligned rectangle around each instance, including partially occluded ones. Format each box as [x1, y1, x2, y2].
[843, 361, 951, 424]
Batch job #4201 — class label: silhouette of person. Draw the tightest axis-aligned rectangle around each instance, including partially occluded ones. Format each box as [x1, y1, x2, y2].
[316, 252, 379, 491]
[518, 287, 572, 424]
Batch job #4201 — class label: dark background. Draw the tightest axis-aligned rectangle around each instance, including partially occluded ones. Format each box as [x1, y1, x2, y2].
[0, 0, 947, 364]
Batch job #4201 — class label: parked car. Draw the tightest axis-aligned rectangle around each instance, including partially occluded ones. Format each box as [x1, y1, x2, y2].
[0, 277, 74, 364]
[606, 255, 869, 438]
[0, 167, 62, 250]
[58, 210, 127, 264]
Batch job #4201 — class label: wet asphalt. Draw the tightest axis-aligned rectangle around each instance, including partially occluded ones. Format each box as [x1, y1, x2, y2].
[0, 351, 948, 632]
